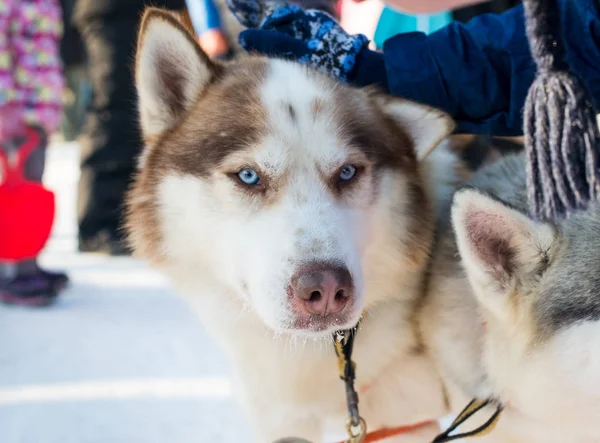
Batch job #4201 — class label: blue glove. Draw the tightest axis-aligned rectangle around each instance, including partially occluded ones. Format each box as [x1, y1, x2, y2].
[226, 1, 370, 83]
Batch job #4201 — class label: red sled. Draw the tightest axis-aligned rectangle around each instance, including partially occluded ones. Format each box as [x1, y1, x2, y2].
[0, 128, 55, 261]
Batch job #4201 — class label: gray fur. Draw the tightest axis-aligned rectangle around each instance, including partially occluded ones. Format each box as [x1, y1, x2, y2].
[444, 153, 600, 336]
[475, 155, 600, 335]
[535, 205, 600, 336]
[426, 154, 529, 286]
[464, 154, 528, 211]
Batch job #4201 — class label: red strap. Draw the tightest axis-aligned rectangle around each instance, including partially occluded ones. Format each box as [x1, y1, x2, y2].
[337, 420, 436, 443]
[364, 420, 437, 443]
[0, 149, 7, 184]
[0, 127, 41, 184]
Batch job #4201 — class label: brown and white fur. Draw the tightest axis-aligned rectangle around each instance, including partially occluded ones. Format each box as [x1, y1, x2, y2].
[126, 8, 460, 443]
[421, 154, 600, 442]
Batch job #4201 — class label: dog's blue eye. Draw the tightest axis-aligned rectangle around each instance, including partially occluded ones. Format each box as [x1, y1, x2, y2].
[237, 168, 261, 185]
[339, 165, 357, 181]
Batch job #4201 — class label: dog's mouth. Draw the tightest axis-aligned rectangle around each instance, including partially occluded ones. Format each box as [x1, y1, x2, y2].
[285, 305, 362, 337]
[292, 314, 353, 333]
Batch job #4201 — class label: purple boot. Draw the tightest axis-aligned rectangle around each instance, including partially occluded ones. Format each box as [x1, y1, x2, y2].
[0, 272, 60, 307]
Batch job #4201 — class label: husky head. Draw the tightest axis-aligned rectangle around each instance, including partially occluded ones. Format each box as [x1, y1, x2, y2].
[452, 188, 600, 436]
[127, 9, 454, 338]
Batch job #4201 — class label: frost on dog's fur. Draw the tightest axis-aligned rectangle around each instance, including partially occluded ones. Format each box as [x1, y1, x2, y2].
[127, 8, 457, 441]
[422, 154, 600, 441]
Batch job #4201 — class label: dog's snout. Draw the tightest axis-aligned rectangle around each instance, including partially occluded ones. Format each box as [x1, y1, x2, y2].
[291, 263, 354, 316]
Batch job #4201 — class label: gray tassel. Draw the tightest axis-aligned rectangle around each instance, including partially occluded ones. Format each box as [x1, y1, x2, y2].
[523, 0, 600, 221]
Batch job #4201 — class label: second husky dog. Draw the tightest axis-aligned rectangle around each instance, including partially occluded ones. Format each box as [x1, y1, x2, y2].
[422, 154, 600, 442]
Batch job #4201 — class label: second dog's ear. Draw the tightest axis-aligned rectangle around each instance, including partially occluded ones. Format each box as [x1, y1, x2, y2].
[451, 188, 555, 319]
[135, 8, 219, 140]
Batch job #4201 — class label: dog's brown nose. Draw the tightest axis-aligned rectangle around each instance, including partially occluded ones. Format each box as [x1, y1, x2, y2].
[291, 264, 353, 316]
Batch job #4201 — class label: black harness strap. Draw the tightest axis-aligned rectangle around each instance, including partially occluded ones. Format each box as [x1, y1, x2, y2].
[432, 398, 504, 442]
[333, 328, 361, 428]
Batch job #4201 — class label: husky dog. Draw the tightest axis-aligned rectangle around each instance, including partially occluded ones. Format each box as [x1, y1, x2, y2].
[421, 154, 600, 442]
[126, 7, 461, 442]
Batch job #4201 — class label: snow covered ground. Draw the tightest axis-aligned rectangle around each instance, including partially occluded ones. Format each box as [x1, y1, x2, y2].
[0, 142, 251, 443]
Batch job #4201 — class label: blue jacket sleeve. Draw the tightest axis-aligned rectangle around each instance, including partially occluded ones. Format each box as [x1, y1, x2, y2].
[352, 1, 600, 136]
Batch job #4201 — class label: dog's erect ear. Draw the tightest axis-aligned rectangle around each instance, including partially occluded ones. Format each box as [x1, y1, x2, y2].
[451, 189, 555, 315]
[135, 8, 218, 139]
[374, 95, 455, 160]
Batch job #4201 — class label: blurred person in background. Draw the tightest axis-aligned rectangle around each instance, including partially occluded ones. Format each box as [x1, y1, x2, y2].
[184, 0, 340, 60]
[73, 0, 186, 256]
[0, 0, 68, 306]
[186, 0, 233, 59]
[452, 0, 520, 23]
[382, 0, 491, 13]
[59, 0, 89, 143]
[343, 0, 520, 49]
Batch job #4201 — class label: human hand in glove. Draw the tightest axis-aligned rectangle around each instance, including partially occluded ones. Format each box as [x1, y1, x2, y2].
[225, 0, 385, 85]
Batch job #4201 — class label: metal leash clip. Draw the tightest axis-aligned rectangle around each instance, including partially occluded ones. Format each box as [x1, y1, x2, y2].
[345, 417, 366, 443]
